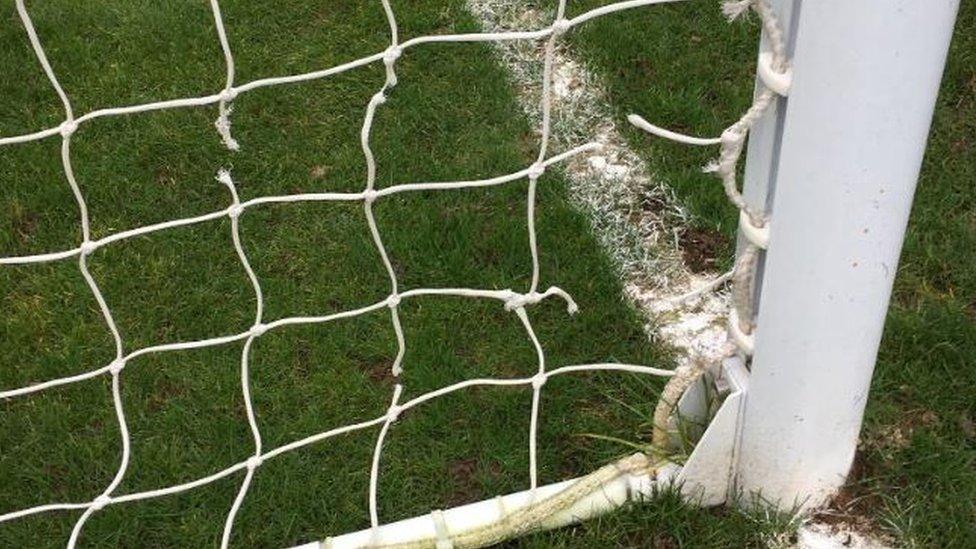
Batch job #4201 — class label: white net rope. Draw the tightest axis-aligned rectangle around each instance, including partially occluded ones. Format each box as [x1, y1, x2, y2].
[0, 0, 787, 546]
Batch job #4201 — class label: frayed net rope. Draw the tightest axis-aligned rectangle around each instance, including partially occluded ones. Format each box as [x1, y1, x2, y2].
[629, 0, 789, 340]
[625, 0, 791, 489]
[0, 0, 786, 546]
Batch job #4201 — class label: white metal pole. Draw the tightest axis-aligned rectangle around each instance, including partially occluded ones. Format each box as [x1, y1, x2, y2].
[735, 0, 960, 510]
[294, 463, 680, 549]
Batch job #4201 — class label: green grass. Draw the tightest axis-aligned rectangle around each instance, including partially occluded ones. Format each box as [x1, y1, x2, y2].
[0, 1, 668, 547]
[2, 0, 974, 548]
[556, 0, 976, 546]
[566, 0, 762, 265]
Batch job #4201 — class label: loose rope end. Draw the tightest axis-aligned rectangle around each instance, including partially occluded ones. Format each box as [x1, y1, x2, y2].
[215, 168, 234, 188]
[215, 111, 240, 152]
[722, 0, 753, 22]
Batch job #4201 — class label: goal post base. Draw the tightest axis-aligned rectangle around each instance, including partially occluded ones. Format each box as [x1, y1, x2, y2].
[295, 359, 749, 549]
[675, 357, 749, 507]
[302, 464, 680, 549]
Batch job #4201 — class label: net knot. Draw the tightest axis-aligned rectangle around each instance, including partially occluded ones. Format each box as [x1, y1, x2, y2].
[250, 323, 268, 338]
[551, 18, 572, 36]
[108, 358, 126, 376]
[363, 189, 379, 204]
[702, 129, 746, 176]
[720, 127, 746, 148]
[387, 293, 401, 308]
[373, 91, 388, 106]
[228, 204, 245, 219]
[219, 87, 238, 103]
[504, 291, 539, 311]
[531, 372, 547, 390]
[91, 495, 112, 511]
[59, 119, 78, 137]
[383, 46, 403, 65]
[504, 287, 578, 313]
[246, 455, 263, 470]
[79, 240, 97, 256]
[386, 403, 402, 422]
[527, 162, 546, 180]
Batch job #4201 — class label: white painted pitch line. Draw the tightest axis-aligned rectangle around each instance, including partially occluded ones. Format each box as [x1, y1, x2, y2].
[466, 0, 731, 364]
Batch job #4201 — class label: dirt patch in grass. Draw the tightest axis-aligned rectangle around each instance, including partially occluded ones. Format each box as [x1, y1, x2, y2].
[677, 226, 727, 273]
[864, 407, 941, 456]
[146, 378, 188, 412]
[958, 411, 976, 441]
[365, 361, 396, 386]
[445, 457, 502, 507]
[811, 445, 907, 546]
[815, 452, 885, 531]
[10, 206, 39, 245]
[965, 298, 976, 321]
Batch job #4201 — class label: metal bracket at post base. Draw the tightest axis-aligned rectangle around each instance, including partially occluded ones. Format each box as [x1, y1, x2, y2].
[293, 360, 751, 549]
[674, 357, 750, 506]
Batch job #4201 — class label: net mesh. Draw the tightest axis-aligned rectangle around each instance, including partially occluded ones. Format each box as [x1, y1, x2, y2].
[0, 0, 786, 546]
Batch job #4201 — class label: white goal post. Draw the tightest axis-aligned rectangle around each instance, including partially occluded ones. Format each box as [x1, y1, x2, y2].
[0, 0, 962, 547]
[732, 0, 961, 510]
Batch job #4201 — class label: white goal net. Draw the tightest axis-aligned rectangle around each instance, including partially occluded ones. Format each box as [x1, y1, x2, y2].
[0, 0, 788, 547]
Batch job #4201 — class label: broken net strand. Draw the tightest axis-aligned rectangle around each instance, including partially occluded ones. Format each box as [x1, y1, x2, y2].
[0, 0, 786, 544]
[627, 114, 722, 146]
[210, 0, 239, 151]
